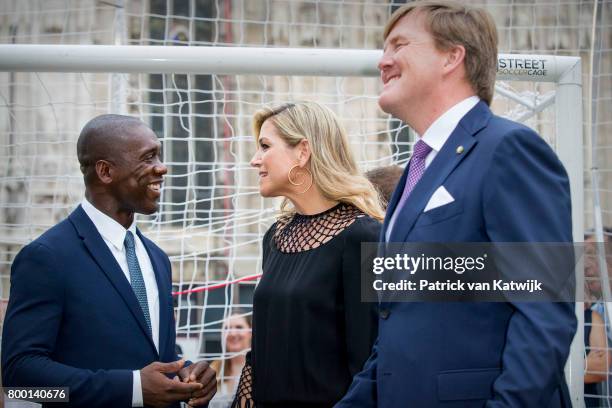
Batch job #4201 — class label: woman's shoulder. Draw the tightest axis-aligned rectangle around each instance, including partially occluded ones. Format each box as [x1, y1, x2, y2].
[343, 211, 382, 243]
[263, 221, 278, 244]
[263, 213, 292, 242]
[592, 309, 604, 325]
[263, 213, 295, 249]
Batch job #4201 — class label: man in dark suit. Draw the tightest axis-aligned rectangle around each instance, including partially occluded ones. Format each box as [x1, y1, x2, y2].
[336, 1, 577, 407]
[2, 114, 216, 407]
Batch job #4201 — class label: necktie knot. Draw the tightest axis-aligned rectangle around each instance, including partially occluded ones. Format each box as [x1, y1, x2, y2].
[124, 230, 135, 251]
[412, 139, 432, 159]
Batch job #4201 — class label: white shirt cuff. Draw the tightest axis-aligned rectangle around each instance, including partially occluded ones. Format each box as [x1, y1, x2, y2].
[132, 370, 143, 407]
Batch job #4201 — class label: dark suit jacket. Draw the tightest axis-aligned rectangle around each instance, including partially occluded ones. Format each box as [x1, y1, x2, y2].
[336, 101, 577, 407]
[2, 205, 180, 407]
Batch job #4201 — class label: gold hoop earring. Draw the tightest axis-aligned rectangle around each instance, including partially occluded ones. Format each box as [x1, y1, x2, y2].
[288, 165, 313, 195]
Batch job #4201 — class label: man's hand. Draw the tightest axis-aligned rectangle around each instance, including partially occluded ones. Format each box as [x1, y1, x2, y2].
[178, 361, 217, 407]
[141, 359, 204, 408]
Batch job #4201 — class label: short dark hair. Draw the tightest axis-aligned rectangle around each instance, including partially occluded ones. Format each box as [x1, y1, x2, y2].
[365, 165, 404, 207]
[77, 114, 146, 184]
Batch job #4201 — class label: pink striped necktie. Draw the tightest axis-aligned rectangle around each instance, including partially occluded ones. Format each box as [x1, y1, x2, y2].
[387, 139, 432, 239]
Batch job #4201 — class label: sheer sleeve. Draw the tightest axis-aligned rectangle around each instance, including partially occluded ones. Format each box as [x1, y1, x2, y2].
[231, 352, 255, 408]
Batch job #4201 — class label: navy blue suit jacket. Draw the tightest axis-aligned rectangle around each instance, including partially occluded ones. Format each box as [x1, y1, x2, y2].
[336, 101, 577, 407]
[2, 205, 180, 407]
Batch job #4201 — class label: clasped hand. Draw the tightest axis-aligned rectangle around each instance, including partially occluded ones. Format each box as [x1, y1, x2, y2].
[142, 359, 216, 407]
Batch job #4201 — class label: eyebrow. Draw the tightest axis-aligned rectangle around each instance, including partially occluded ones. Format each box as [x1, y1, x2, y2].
[386, 34, 409, 47]
[139, 144, 161, 159]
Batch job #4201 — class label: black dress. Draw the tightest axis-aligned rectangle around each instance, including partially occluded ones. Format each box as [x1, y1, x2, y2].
[233, 203, 380, 408]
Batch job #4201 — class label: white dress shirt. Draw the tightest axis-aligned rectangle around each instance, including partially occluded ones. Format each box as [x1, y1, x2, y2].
[81, 198, 160, 407]
[419, 95, 480, 169]
[386, 96, 480, 242]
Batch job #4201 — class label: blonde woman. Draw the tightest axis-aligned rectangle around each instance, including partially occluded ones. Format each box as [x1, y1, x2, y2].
[209, 312, 252, 407]
[232, 102, 383, 408]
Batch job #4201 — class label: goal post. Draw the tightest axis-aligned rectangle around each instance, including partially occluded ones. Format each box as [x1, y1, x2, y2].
[0, 45, 584, 403]
[0, 43, 583, 78]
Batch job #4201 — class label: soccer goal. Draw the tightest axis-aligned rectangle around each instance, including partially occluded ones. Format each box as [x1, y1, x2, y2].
[0, 44, 583, 403]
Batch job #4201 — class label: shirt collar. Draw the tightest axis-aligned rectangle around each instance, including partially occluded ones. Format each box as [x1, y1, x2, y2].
[81, 198, 137, 251]
[418, 96, 480, 152]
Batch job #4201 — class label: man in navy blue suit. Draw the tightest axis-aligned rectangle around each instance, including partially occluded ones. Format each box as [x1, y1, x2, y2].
[2, 115, 216, 407]
[336, 1, 577, 407]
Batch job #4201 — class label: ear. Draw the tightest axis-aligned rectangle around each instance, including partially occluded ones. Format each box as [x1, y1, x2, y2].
[95, 160, 114, 185]
[296, 139, 311, 167]
[442, 44, 466, 75]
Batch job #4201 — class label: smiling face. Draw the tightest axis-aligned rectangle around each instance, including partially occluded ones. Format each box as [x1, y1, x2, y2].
[250, 119, 299, 197]
[110, 125, 167, 216]
[223, 315, 252, 353]
[378, 11, 447, 121]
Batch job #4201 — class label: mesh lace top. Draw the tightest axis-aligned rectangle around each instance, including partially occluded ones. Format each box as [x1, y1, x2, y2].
[232, 203, 380, 408]
[273, 203, 364, 253]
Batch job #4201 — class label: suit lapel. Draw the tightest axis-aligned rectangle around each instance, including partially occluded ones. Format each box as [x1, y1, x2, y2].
[69, 206, 158, 356]
[138, 229, 170, 357]
[381, 165, 411, 242]
[388, 101, 491, 243]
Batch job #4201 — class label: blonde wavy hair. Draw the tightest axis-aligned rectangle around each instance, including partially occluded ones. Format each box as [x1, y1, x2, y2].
[253, 101, 384, 221]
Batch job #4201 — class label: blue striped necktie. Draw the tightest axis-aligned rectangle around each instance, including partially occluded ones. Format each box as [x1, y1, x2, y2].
[124, 231, 152, 335]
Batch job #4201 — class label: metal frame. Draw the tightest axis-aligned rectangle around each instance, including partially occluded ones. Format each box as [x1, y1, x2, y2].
[0, 45, 581, 80]
[554, 57, 584, 407]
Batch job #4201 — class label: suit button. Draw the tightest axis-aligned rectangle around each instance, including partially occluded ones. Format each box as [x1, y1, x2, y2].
[380, 309, 390, 319]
